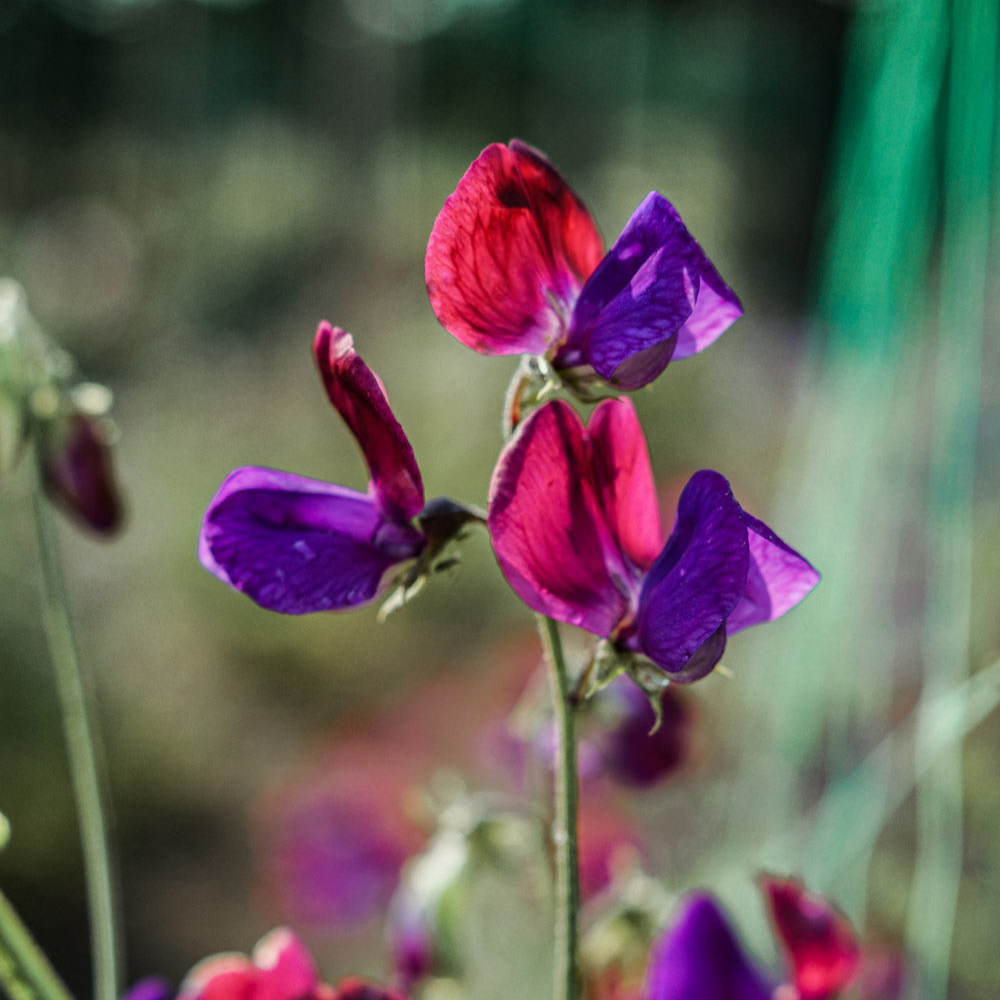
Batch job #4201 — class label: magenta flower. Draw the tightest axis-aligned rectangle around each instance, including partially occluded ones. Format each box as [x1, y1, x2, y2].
[488, 397, 819, 681]
[426, 141, 742, 390]
[124, 927, 409, 1000]
[643, 878, 860, 1000]
[199, 323, 474, 614]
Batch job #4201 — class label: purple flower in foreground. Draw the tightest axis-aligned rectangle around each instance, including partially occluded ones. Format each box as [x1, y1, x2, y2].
[488, 397, 819, 681]
[426, 141, 741, 390]
[643, 880, 860, 1000]
[200, 323, 475, 614]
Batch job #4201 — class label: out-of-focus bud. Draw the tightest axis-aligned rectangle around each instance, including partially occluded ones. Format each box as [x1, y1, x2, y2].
[581, 867, 673, 1000]
[34, 382, 124, 535]
[595, 677, 692, 788]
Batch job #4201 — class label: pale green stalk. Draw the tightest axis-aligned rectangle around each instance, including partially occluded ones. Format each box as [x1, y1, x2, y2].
[904, 1, 997, 996]
[0, 887, 76, 1000]
[31, 476, 121, 1000]
[537, 615, 581, 1000]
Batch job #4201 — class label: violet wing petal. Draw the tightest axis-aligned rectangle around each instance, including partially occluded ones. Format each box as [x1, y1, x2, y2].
[586, 397, 664, 573]
[725, 510, 820, 634]
[488, 400, 628, 637]
[643, 895, 775, 1000]
[425, 141, 604, 356]
[635, 470, 749, 677]
[199, 467, 425, 615]
[672, 255, 743, 361]
[313, 323, 424, 522]
[565, 192, 700, 387]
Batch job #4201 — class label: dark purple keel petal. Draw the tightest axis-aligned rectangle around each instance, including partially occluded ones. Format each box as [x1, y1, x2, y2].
[564, 192, 730, 388]
[199, 468, 425, 614]
[488, 400, 628, 636]
[635, 471, 749, 677]
[725, 511, 820, 633]
[313, 323, 424, 522]
[643, 894, 775, 1000]
[426, 141, 604, 356]
[587, 397, 664, 573]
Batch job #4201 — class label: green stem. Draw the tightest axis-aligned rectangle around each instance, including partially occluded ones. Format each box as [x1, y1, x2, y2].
[0, 887, 76, 1000]
[31, 479, 121, 1000]
[537, 615, 581, 1000]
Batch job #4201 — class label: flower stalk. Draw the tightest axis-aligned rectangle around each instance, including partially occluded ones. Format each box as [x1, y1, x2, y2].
[31, 467, 121, 1000]
[0, 887, 76, 1000]
[537, 614, 582, 1000]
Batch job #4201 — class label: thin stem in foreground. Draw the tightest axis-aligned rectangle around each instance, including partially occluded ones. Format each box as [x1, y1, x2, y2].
[31, 479, 121, 1000]
[537, 614, 581, 1000]
[0, 887, 76, 1000]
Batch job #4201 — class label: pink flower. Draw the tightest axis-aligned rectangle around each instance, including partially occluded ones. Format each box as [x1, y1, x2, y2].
[488, 397, 819, 681]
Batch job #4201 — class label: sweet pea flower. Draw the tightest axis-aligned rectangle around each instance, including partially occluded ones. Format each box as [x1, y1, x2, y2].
[122, 928, 408, 1000]
[200, 322, 477, 614]
[426, 140, 741, 390]
[643, 878, 860, 1000]
[488, 397, 819, 682]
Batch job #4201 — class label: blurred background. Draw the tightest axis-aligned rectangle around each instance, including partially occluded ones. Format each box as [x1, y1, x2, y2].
[0, 0, 997, 998]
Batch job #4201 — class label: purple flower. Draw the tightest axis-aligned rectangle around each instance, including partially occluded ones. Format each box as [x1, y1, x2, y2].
[488, 397, 819, 681]
[199, 323, 473, 614]
[643, 879, 860, 1000]
[597, 677, 691, 787]
[426, 141, 741, 390]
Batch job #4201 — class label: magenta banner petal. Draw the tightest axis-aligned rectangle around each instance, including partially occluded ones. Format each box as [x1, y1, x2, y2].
[488, 400, 628, 636]
[199, 468, 425, 614]
[250, 930, 321, 1000]
[636, 470, 749, 676]
[313, 323, 423, 522]
[763, 878, 860, 1000]
[726, 512, 820, 633]
[425, 141, 604, 356]
[586, 397, 663, 572]
[643, 895, 774, 1000]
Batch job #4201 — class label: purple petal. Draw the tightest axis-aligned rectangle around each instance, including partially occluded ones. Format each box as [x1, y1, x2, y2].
[488, 400, 628, 636]
[562, 193, 739, 388]
[725, 512, 820, 633]
[586, 397, 664, 572]
[672, 256, 743, 361]
[635, 471, 749, 678]
[199, 467, 425, 614]
[643, 894, 775, 1000]
[598, 676, 690, 787]
[313, 323, 424, 522]
[122, 978, 173, 1000]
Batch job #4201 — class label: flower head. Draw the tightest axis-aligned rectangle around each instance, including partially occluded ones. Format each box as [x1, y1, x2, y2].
[426, 141, 741, 390]
[123, 928, 408, 1000]
[488, 397, 818, 681]
[643, 879, 860, 1000]
[199, 323, 476, 614]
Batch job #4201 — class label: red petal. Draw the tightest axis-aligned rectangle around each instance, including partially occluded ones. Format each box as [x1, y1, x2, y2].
[762, 876, 861, 1000]
[426, 141, 604, 356]
[313, 323, 423, 522]
[488, 399, 628, 635]
[586, 397, 663, 573]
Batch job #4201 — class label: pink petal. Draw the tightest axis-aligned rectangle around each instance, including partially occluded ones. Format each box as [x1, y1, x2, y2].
[425, 141, 604, 356]
[251, 929, 320, 1000]
[178, 956, 257, 1000]
[762, 877, 861, 1000]
[313, 323, 423, 522]
[586, 397, 664, 572]
[724, 511, 820, 633]
[488, 400, 628, 636]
